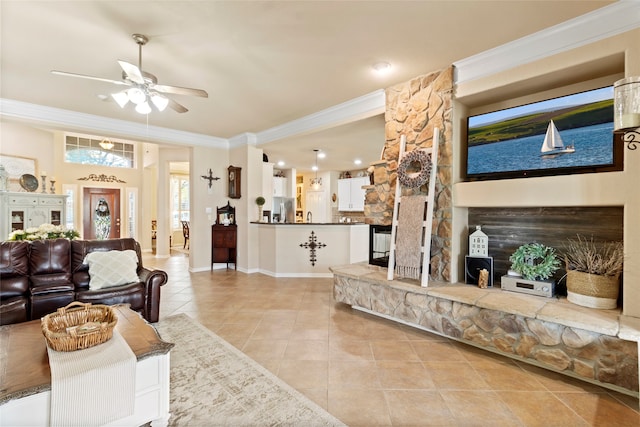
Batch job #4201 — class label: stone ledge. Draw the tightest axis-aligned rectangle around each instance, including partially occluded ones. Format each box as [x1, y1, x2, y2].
[330, 263, 623, 338]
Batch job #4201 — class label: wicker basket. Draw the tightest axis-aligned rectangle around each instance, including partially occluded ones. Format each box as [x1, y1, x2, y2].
[566, 270, 620, 309]
[41, 302, 117, 352]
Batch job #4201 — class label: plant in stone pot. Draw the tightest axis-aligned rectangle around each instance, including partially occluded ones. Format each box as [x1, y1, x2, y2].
[509, 242, 561, 281]
[255, 196, 266, 222]
[562, 235, 623, 309]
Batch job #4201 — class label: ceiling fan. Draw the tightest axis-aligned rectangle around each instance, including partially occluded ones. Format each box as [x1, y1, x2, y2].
[51, 33, 208, 114]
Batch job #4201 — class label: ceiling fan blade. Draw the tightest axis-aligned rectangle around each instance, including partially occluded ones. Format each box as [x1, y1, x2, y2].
[117, 60, 146, 84]
[168, 98, 188, 113]
[51, 70, 130, 86]
[152, 83, 208, 98]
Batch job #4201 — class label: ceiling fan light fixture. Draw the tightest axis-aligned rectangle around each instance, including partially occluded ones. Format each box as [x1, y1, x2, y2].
[135, 101, 152, 115]
[111, 91, 129, 108]
[150, 93, 169, 112]
[127, 87, 146, 105]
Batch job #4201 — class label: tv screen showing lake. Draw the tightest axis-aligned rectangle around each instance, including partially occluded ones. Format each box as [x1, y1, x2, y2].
[467, 122, 614, 175]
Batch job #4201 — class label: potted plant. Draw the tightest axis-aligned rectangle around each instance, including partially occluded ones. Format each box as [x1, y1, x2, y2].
[563, 235, 623, 309]
[509, 242, 561, 281]
[255, 196, 266, 222]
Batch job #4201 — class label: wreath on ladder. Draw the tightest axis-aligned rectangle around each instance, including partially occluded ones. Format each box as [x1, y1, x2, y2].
[397, 149, 431, 188]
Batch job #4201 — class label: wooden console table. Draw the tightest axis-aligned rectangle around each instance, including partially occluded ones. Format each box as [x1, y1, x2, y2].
[0, 305, 174, 427]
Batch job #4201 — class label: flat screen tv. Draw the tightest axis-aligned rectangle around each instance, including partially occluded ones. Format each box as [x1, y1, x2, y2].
[465, 86, 623, 181]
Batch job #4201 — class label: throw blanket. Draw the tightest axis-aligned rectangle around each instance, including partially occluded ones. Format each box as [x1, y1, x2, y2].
[47, 330, 136, 427]
[395, 195, 425, 280]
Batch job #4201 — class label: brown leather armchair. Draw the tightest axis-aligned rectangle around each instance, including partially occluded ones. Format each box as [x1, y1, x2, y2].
[71, 238, 168, 322]
[0, 241, 30, 325]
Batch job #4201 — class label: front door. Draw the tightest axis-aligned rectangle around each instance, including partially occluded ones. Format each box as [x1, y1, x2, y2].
[83, 188, 121, 239]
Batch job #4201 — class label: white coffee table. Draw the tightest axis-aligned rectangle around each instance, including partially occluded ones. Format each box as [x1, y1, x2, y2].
[0, 305, 173, 427]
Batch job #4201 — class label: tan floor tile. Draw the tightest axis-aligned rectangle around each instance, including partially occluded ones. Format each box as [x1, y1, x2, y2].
[412, 340, 467, 362]
[290, 322, 329, 340]
[250, 321, 295, 339]
[554, 392, 640, 427]
[283, 339, 329, 360]
[277, 360, 328, 390]
[384, 390, 456, 426]
[424, 361, 491, 390]
[474, 363, 548, 391]
[328, 388, 391, 426]
[328, 339, 374, 361]
[328, 360, 380, 388]
[370, 339, 420, 361]
[516, 362, 610, 393]
[376, 360, 436, 389]
[440, 390, 521, 425]
[241, 338, 288, 360]
[497, 391, 591, 426]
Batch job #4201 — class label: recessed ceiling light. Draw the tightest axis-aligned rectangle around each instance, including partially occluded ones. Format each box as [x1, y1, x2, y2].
[277, 160, 285, 167]
[372, 61, 392, 75]
[354, 159, 362, 165]
[312, 165, 318, 172]
[317, 151, 326, 159]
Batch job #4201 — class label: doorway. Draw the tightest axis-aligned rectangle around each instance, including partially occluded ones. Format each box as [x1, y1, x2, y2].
[83, 188, 121, 239]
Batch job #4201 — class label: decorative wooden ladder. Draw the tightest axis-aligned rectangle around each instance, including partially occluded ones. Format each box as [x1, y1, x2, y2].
[386, 128, 439, 287]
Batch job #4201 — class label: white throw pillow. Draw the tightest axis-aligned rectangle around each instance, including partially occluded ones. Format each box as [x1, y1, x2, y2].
[84, 250, 139, 290]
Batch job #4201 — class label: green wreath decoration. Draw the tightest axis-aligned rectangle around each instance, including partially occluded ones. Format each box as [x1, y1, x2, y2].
[397, 149, 431, 188]
[509, 243, 561, 280]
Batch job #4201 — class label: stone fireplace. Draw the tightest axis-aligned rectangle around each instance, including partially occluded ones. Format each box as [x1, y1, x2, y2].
[364, 67, 454, 282]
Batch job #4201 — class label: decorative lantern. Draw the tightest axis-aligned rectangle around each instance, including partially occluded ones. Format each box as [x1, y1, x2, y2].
[469, 225, 488, 257]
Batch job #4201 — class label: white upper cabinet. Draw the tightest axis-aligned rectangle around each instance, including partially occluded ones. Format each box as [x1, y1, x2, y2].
[273, 176, 287, 197]
[337, 177, 368, 212]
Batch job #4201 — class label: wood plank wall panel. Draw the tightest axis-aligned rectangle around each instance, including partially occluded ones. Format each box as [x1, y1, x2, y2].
[468, 206, 623, 290]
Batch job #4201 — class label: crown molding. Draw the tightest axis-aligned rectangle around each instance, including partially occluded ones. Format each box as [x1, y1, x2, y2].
[454, 1, 640, 84]
[252, 89, 385, 145]
[0, 98, 227, 148]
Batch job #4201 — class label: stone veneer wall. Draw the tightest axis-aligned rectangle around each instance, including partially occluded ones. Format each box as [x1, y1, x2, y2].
[364, 67, 453, 282]
[333, 270, 638, 394]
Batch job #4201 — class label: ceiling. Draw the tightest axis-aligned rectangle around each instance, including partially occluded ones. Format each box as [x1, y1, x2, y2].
[0, 1, 615, 173]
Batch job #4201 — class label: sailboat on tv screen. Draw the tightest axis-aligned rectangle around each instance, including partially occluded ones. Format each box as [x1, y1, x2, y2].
[540, 120, 575, 157]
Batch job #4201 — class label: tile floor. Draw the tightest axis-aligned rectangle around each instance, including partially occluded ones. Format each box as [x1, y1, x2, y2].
[147, 253, 639, 426]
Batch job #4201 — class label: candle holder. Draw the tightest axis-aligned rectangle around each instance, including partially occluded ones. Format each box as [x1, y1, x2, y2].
[49, 180, 56, 194]
[41, 175, 47, 193]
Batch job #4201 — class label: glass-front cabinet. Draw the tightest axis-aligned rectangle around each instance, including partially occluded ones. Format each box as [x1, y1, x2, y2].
[0, 193, 67, 239]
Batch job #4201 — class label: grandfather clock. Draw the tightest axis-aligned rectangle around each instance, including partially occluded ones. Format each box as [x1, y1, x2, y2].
[228, 166, 241, 199]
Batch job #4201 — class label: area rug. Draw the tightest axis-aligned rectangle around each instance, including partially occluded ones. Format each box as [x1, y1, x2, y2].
[154, 314, 345, 427]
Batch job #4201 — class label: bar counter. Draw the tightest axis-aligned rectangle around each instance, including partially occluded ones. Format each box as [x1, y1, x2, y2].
[250, 222, 368, 277]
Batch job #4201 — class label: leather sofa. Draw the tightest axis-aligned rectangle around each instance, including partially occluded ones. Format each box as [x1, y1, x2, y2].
[0, 238, 167, 325]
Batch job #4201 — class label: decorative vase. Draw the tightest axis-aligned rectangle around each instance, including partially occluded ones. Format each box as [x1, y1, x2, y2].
[258, 206, 263, 222]
[566, 270, 620, 309]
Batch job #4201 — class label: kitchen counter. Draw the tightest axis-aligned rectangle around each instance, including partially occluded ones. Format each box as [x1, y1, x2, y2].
[251, 222, 368, 277]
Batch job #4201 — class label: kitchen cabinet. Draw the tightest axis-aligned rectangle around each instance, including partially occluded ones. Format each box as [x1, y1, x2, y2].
[1, 192, 67, 239]
[211, 224, 237, 270]
[337, 177, 368, 212]
[273, 176, 287, 197]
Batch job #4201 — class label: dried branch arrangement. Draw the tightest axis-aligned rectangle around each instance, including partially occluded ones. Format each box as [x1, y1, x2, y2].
[563, 235, 623, 277]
